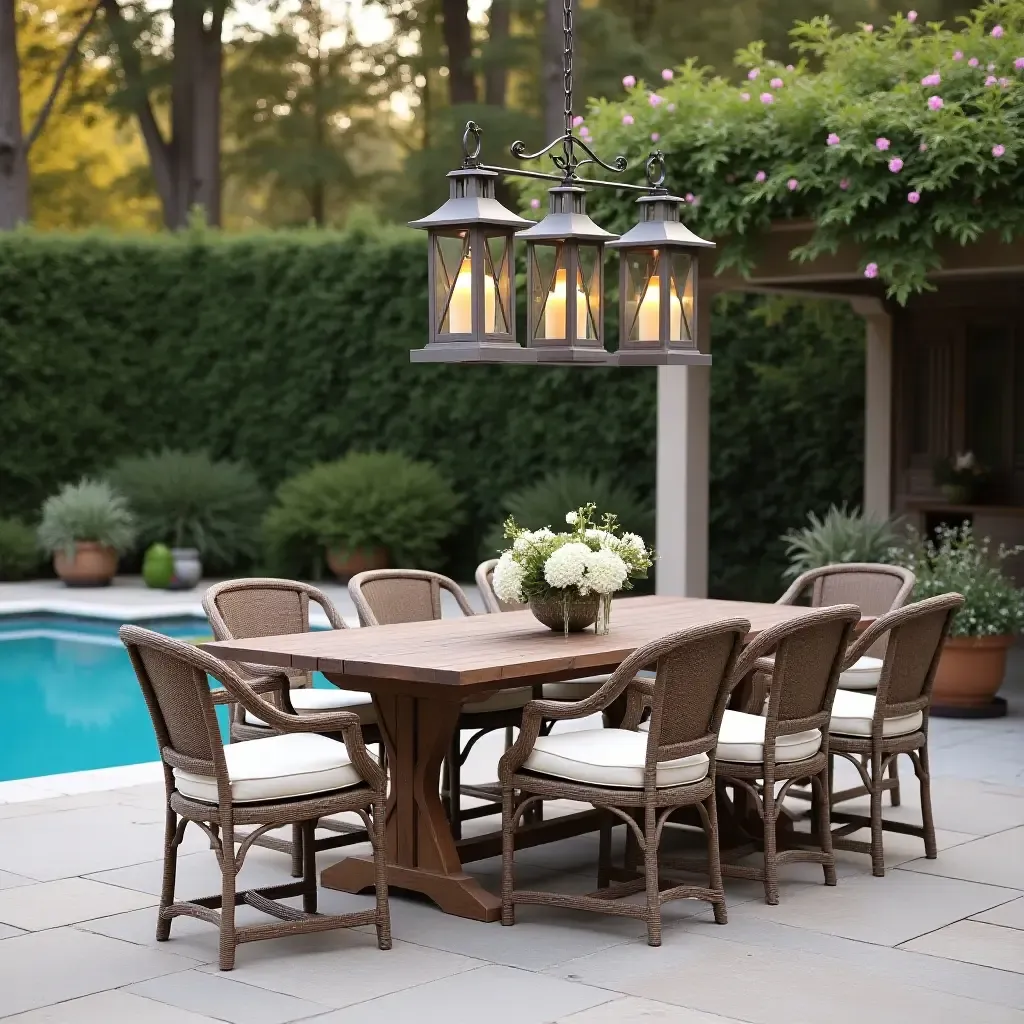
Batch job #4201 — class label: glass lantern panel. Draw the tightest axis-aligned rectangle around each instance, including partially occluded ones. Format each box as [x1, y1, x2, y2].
[435, 232, 470, 335]
[669, 251, 696, 344]
[577, 245, 601, 341]
[485, 234, 510, 335]
[624, 250, 661, 343]
[531, 244, 564, 341]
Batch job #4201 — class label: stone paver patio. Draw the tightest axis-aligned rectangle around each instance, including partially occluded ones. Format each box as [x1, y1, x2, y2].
[0, 583, 1022, 1022]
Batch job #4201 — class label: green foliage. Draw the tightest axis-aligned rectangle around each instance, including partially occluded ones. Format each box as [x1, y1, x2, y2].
[534, 1, 1024, 301]
[0, 518, 42, 580]
[106, 450, 265, 567]
[142, 543, 175, 589]
[895, 523, 1024, 636]
[263, 452, 463, 575]
[482, 469, 654, 557]
[0, 229, 863, 592]
[782, 503, 900, 578]
[37, 480, 136, 559]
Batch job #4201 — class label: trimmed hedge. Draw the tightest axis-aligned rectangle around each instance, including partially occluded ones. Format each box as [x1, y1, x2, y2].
[0, 229, 864, 597]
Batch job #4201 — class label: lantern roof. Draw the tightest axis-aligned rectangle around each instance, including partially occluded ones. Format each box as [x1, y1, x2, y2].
[409, 168, 532, 231]
[607, 192, 715, 251]
[517, 186, 618, 244]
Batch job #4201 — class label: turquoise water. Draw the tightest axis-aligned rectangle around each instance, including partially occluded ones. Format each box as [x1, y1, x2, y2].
[0, 615, 222, 783]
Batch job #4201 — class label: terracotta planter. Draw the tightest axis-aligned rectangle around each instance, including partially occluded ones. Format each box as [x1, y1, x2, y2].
[53, 542, 118, 587]
[529, 593, 601, 633]
[932, 634, 1013, 718]
[326, 545, 389, 582]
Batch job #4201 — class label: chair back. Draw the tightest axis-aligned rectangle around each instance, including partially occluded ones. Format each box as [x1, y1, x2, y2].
[475, 558, 526, 613]
[120, 625, 229, 788]
[752, 605, 860, 747]
[866, 594, 964, 718]
[780, 564, 915, 657]
[349, 569, 475, 626]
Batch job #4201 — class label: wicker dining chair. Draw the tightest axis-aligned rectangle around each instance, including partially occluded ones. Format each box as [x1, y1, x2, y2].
[498, 618, 750, 946]
[349, 568, 531, 838]
[828, 593, 963, 876]
[120, 626, 390, 972]
[203, 579, 378, 874]
[712, 604, 860, 905]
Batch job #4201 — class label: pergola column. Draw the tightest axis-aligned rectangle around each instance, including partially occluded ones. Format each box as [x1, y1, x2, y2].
[851, 297, 893, 519]
[655, 280, 713, 597]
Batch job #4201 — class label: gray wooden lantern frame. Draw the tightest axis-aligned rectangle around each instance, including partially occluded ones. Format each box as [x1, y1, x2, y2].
[607, 192, 715, 367]
[517, 186, 616, 365]
[409, 167, 534, 364]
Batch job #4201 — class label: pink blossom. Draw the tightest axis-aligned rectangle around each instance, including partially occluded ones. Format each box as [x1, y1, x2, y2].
[839, 178, 850, 190]
[928, 95, 944, 110]
[667, 103, 676, 112]
[649, 93, 663, 107]
[1016, 57, 1024, 69]
[907, 10, 918, 22]
[770, 77, 784, 88]
[787, 178, 799, 191]
[876, 137, 891, 151]
[530, 198, 541, 209]
[1000, 77, 1011, 87]
[993, 144, 1006, 157]
[827, 132, 841, 146]
[888, 157, 904, 173]
[920, 142, 928, 151]
[864, 24, 873, 33]
[953, 50, 964, 61]
[748, 68, 760, 80]
[690, 195, 701, 208]
[992, 25, 1004, 38]
[908, 190, 921, 203]
[864, 262, 879, 279]
[622, 75, 636, 88]
[986, 76, 998, 86]
[651, 132, 659, 142]
[739, 91, 751, 101]
[969, 57, 979, 67]
[580, 126, 590, 138]
[786, 64, 795, 71]
[760, 92, 774, 104]
[685, 193, 694, 203]
[622, 114, 634, 126]
[572, 115, 584, 127]
[754, 170, 767, 183]
[661, 68, 674, 81]
[988, 62, 996, 71]
[921, 73, 941, 86]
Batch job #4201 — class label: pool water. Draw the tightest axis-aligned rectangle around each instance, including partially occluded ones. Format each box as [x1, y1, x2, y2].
[0, 615, 331, 783]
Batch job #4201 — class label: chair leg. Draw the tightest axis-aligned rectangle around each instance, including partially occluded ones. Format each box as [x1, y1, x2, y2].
[501, 787, 515, 926]
[704, 790, 727, 924]
[623, 808, 641, 878]
[301, 820, 318, 914]
[290, 824, 304, 878]
[761, 782, 779, 906]
[887, 755, 902, 807]
[869, 751, 886, 877]
[370, 797, 392, 950]
[643, 805, 662, 946]
[814, 769, 837, 886]
[448, 734, 462, 840]
[157, 806, 179, 942]
[917, 744, 938, 860]
[597, 812, 612, 889]
[218, 821, 238, 971]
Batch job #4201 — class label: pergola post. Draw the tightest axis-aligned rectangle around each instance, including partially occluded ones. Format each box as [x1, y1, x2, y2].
[655, 278, 712, 596]
[851, 297, 893, 520]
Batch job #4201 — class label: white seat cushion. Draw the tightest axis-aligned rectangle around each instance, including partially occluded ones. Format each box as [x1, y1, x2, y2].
[838, 656, 883, 691]
[829, 689, 923, 738]
[542, 676, 607, 701]
[522, 728, 709, 789]
[716, 710, 822, 764]
[174, 733, 364, 804]
[463, 688, 532, 713]
[243, 687, 374, 727]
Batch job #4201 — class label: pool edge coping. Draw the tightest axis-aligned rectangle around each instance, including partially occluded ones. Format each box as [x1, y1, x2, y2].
[0, 761, 164, 804]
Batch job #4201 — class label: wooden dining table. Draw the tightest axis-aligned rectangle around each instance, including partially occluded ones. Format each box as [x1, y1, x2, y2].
[203, 594, 818, 923]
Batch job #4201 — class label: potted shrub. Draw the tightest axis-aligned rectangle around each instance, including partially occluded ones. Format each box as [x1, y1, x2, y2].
[263, 452, 463, 580]
[897, 523, 1024, 717]
[37, 480, 136, 587]
[782, 504, 899, 578]
[108, 450, 266, 589]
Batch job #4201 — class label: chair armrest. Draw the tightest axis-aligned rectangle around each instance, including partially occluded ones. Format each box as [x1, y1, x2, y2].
[620, 676, 655, 730]
[842, 615, 891, 669]
[209, 672, 287, 706]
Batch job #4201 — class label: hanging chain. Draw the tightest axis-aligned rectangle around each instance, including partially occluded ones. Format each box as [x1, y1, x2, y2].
[563, 0, 574, 137]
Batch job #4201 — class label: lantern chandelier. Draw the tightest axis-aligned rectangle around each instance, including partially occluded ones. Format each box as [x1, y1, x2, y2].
[409, 0, 714, 366]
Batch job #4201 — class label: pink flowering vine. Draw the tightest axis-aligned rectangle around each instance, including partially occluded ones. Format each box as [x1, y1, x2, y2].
[907, 10, 918, 22]
[908, 191, 921, 203]
[1016, 57, 1024, 69]
[770, 77, 784, 88]
[921, 73, 941, 86]
[953, 50, 964, 60]
[992, 25, 1004, 38]
[888, 157, 904, 173]
[748, 68, 760, 80]
[649, 94, 663, 107]
[760, 92, 774, 104]
[969, 57, 979, 67]
[993, 144, 1006, 157]
[622, 75, 636, 88]
[876, 137, 891, 151]
[754, 170, 767, 183]
[839, 178, 850, 190]
[661, 69, 674, 81]
[864, 263, 879, 279]
[651, 132, 659, 142]
[530, 198, 541, 209]
[622, 114, 634, 125]
[928, 95, 944, 110]
[986, 76, 998, 86]
[827, 132, 841, 146]
[864, 24, 873, 32]
[572, 115, 584, 127]
[685, 193, 694, 203]
[787, 178, 799, 191]
[786, 64, 795, 71]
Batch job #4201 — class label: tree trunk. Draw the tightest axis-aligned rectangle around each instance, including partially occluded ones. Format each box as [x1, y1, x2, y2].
[440, 0, 475, 104]
[484, 0, 509, 108]
[543, 0, 566, 143]
[192, 2, 224, 226]
[0, 0, 30, 228]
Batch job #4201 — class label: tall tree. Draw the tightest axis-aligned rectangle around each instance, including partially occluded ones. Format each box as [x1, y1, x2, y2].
[542, 0, 565, 143]
[440, 0, 475, 103]
[483, 0, 509, 107]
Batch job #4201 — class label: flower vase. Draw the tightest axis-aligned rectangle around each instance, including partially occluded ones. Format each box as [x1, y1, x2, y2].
[596, 594, 612, 635]
[529, 593, 600, 635]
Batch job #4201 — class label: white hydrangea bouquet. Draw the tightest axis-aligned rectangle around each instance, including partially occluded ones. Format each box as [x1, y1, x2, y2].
[492, 503, 653, 635]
